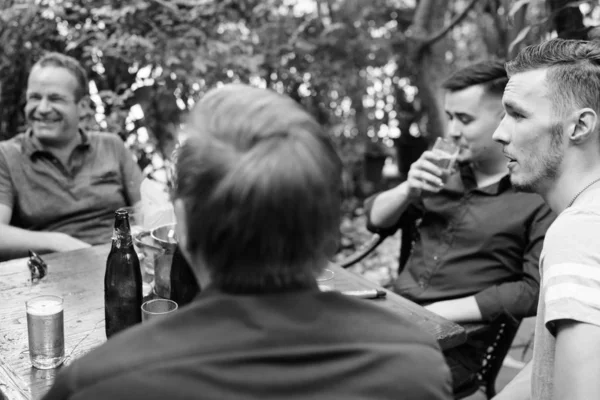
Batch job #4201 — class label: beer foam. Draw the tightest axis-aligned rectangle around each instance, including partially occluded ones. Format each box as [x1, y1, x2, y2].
[27, 299, 63, 316]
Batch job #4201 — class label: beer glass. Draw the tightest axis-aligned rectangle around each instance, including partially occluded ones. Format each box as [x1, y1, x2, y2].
[141, 299, 178, 322]
[431, 137, 459, 171]
[316, 268, 335, 292]
[26, 295, 64, 369]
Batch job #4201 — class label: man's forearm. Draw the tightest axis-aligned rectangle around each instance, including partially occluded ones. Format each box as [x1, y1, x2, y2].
[0, 224, 60, 260]
[0, 226, 51, 259]
[369, 182, 415, 228]
[424, 296, 483, 323]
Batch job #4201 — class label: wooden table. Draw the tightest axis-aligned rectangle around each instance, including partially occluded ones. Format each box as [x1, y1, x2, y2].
[0, 244, 467, 400]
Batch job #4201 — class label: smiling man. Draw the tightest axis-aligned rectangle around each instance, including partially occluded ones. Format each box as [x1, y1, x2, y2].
[493, 38, 600, 400]
[365, 60, 555, 394]
[0, 52, 142, 260]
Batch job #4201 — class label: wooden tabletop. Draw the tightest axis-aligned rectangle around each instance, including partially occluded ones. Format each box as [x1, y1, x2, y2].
[0, 245, 467, 400]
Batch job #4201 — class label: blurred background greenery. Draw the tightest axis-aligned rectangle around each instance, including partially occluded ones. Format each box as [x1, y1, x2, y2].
[1, 0, 599, 210]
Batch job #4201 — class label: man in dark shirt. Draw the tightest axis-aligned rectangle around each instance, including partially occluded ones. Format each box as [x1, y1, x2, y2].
[0, 53, 142, 260]
[365, 61, 555, 393]
[43, 84, 453, 400]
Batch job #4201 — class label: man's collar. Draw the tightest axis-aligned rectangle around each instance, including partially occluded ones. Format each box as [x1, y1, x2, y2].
[24, 128, 91, 159]
[445, 162, 511, 195]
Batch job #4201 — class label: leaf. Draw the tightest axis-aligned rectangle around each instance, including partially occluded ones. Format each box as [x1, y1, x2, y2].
[508, 0, 530, 20]
[150, 0, 179, 13]
[508, 26, 532, 55]
[293, 38, 318, 53]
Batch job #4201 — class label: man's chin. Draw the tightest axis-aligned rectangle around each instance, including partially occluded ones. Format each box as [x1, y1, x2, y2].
[33, 128, 68, 147]
[510, 176, 537, 193]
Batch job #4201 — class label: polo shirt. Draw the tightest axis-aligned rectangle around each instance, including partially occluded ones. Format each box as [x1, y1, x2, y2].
[0, 130, 142, 245]
[43, 286, 453, 400]
[366, 163, 555, 322]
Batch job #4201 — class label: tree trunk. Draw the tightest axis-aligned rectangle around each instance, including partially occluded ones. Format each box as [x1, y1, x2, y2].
[548, 0, 588, 39]
[407, 0, 453, 144]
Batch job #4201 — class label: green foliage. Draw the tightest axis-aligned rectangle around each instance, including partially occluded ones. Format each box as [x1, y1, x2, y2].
[1, 0, 598, 197]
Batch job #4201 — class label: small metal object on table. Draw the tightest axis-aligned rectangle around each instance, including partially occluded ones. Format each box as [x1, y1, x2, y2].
[0, 245, 467, 399]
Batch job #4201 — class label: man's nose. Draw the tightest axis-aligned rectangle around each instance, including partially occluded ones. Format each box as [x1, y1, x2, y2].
[492, 118, 508, 144]
[447, 120, 461, 138]
[36, 98, 51, 114]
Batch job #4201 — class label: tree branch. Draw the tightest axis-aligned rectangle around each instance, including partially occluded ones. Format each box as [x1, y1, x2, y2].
[325, 0, 335, 23]
[423, 0, 479, 47]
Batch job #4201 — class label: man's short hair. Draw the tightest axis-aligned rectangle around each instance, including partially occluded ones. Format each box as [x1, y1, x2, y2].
[506, 38, 600, 119]
[173, 84, 342, 294]
[31, 52, 88, 101]
[442, 60, 508, 96]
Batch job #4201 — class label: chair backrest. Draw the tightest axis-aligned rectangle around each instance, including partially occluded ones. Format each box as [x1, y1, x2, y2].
[477, 317, 521, 399]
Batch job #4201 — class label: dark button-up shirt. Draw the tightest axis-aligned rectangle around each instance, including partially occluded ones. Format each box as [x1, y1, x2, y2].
[366, 164, 555, 322]
[0, 130, 142, 245]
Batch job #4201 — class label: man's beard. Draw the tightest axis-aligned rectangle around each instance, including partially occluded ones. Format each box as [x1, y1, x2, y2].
[512, 123, 563, 194]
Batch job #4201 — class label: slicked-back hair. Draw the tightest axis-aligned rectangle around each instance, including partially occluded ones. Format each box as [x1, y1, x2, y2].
[31, 52, 89, 101]
[173, 84, 342, 294]
[442, 60, 508, 96]
[506, 38, 600, 119]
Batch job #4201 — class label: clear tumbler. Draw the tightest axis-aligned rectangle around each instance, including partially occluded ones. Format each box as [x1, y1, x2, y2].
[26, 295, 65, 369]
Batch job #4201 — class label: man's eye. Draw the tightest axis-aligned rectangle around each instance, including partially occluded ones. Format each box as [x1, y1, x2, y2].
[459, 117, 472, 124]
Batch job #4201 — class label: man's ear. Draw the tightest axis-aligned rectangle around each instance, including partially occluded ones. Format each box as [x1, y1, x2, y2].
[77, 96, 93, 118]
[570, 108, 598, 144]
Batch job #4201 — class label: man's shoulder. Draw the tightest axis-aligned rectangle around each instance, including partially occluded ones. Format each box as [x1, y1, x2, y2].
[0, 133, 27, 154]
[318, 291, 445, 350]
[86, 131, 125, 147]
[52, 293, 450, 400]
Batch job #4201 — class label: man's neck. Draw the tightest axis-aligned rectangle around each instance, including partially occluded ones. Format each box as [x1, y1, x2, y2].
[545, 167, 600, 213]
[471, 158, 508, 188]
[38, 131, 82, 164]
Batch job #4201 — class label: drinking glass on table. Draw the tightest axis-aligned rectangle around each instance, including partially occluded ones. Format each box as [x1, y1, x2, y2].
[141, 299, 178, 322]
[26, 295, 65, 369]
[316, 268, 335, 292]
[431, 137, 459, 172]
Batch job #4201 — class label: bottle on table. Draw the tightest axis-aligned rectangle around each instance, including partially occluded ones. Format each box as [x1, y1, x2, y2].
[105, 209, 143, 338]
[169, 245, 200, 306]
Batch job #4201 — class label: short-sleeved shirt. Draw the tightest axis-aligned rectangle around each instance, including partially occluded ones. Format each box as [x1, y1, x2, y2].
[366, 164, 555, 321]
[0, 130, 143, 245]
[531, 187, 600, 399]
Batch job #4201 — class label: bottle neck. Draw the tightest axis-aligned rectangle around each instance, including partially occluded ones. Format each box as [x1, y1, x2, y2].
[112, 213, 134, 249]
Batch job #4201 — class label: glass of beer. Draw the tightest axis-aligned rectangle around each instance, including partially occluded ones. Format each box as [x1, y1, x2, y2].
[431, 137, 459, 171]
[26, 295, 65, 369]
[141, 299, 178, 323]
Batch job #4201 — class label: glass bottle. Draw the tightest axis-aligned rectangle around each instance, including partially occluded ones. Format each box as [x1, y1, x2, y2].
[104, 209, 142, 338]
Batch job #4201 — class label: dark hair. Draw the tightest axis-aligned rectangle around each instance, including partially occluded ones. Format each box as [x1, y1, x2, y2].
[173, 84, 342, 294]
[31, 52, 89, 101]
[506, 38, 600, 119]
[442, 60, 508, 96]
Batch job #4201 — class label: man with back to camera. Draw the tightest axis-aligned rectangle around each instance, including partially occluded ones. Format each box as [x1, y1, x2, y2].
[364, 60, 555, 393]
[493, 38, 600, 400]
[42, 83, 453, 400]
[0, 52, 142, 260]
